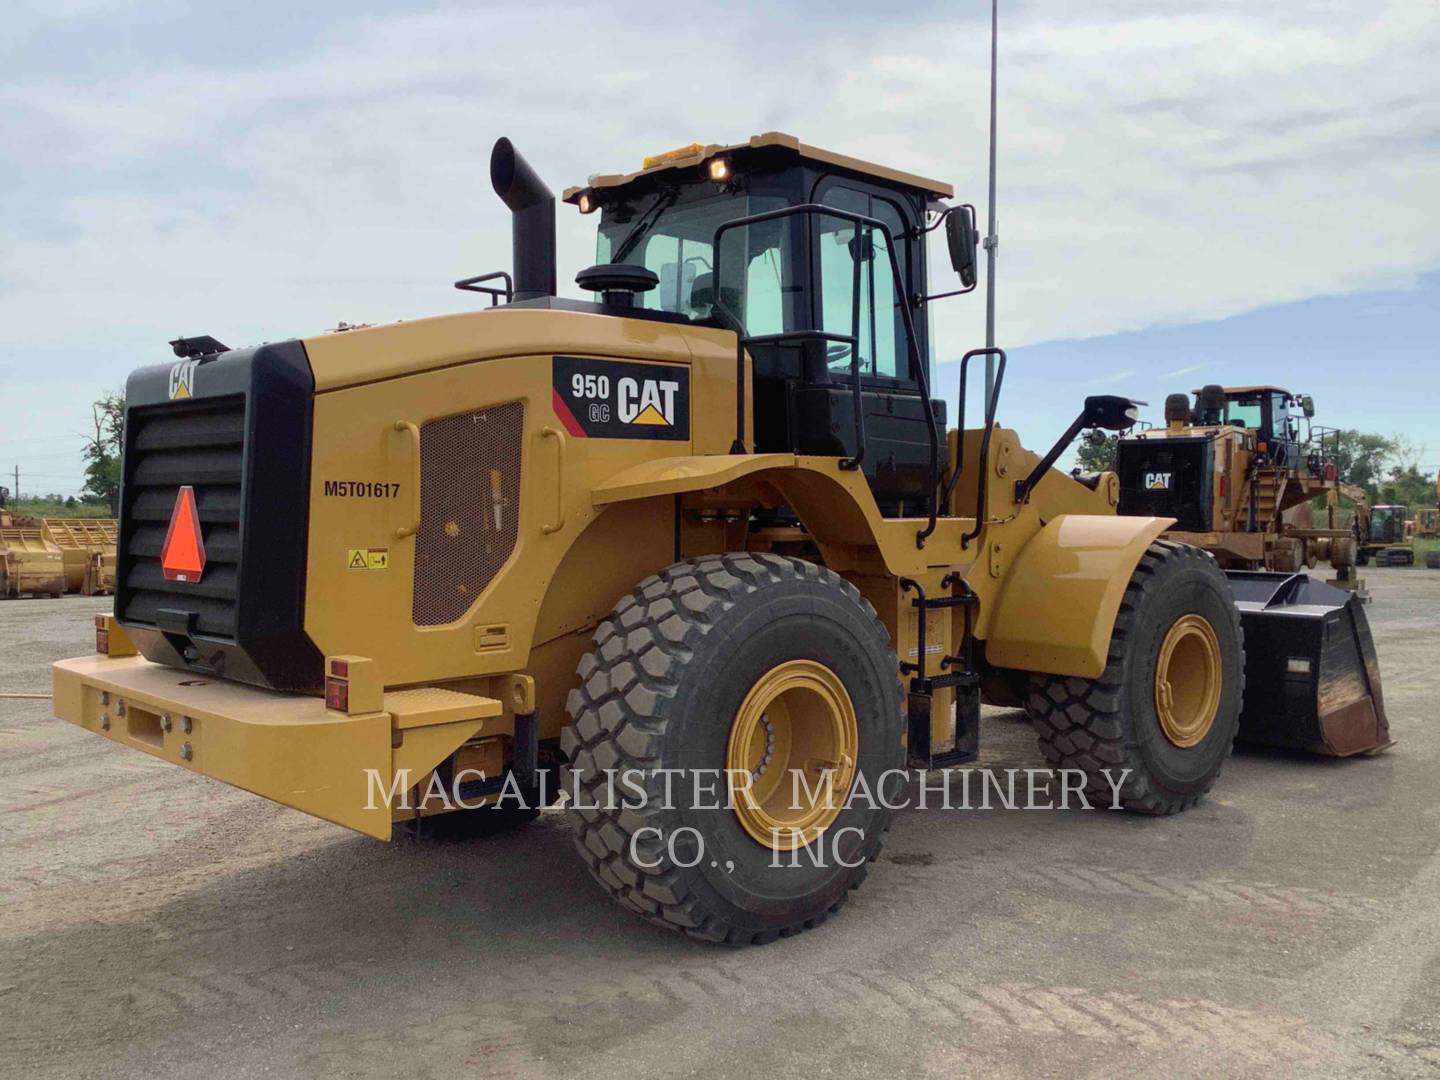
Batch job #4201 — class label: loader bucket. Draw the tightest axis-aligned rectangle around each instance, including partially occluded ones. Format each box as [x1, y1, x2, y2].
[1225, 571, 1391, 756]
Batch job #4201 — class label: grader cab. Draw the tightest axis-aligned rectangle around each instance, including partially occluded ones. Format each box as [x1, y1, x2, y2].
[53, 134, 1389, 943]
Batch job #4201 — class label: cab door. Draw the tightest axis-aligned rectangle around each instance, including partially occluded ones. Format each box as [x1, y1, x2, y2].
[805, 180, 943, 511]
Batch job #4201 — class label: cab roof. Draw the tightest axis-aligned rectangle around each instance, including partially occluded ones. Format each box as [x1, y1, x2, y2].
[562, 131, 954, 205]
[1195, 385, 1294, 397]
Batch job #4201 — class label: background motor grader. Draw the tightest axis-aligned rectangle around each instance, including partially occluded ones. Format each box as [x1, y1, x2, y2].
[53, 134, 1388, 944]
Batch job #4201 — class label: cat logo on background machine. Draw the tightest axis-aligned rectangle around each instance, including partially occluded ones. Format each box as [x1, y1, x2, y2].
[1146, 471, 1173, 490]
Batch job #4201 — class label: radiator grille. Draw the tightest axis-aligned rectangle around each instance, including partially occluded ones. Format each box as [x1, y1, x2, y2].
[412, 402, 523, 626]
[119, 394, 246, 639]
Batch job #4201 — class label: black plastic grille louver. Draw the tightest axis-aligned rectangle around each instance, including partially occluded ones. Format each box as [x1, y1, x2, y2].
[120, 395, 246, 639]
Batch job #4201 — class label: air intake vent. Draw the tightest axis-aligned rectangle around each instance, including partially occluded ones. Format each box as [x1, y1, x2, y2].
[412, 402, 524, 626]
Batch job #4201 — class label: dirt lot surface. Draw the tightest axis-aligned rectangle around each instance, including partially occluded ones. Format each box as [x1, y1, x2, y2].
[3, 569, 1438, 1078]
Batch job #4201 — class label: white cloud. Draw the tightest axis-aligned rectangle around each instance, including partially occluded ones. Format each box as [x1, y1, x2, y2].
[1160, 363, 1211, 378]
[1, 1, 1437, 490]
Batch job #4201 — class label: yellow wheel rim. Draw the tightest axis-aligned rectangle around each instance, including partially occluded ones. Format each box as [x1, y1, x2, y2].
[1154, 614, 1222, 748]
[726, 660, 859, 851]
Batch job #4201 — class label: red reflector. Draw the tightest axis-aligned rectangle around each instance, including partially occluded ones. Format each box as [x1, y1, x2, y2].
[331, 659, 350, 678]
[1220, 475, 1229, 499]
[325, 677, 349, 712]
[96, 628, 110, 654]
[161, 485, 207, 583]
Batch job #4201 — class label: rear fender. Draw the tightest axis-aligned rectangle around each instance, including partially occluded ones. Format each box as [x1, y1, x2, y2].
[984, 514, 1173, 679]
[591, 453, 923, 575]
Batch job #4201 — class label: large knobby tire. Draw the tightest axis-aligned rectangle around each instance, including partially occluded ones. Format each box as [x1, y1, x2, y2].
[1025, 540, 1244, 815]
[1426, 550, 1440, 570]
[561, 554, 903, 944]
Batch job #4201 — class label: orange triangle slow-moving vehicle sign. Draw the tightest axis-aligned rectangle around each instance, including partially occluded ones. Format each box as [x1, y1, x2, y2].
[161, 485, 206, 583]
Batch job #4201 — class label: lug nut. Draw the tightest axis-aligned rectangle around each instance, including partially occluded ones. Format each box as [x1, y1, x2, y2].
[180, 743, 193, 762]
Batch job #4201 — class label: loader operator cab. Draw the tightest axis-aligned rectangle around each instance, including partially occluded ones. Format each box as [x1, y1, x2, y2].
[1196, 385, 1310, 470]
[561, 134, 978, 515]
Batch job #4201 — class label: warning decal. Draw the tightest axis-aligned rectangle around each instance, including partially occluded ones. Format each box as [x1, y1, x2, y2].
[551, 356, 690, 441]
[347, 548, 389, 570]
[161, 485, 206, 583]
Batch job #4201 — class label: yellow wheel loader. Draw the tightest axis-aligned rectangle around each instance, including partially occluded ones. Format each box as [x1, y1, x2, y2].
[53, 134, 1389, 943]
[1113, 386, 1370, 577]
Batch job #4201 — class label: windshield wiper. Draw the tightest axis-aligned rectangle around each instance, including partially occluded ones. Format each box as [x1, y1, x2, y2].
[611, 189, 680, 264]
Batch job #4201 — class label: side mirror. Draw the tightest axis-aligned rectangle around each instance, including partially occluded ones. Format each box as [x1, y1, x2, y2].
[1299, 394, 1315, 419]
[1014, 393, 1144, 505]
[1083, 395, 1144, 432]
[945, 208, 978, 288]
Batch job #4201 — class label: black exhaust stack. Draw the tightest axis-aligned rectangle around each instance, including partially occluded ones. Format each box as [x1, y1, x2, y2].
[490, 137, 556, 302]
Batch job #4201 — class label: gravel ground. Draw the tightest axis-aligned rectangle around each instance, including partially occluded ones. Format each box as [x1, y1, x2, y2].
[1, 568, 1438, 1078]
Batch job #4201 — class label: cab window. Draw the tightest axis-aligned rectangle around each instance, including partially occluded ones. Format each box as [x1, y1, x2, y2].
[1223, 393, 1263, 429]
[817, 186, 909, 380]
[1270, 392, 1296, 438]
[599, 193, 792, 327]
[712, 198, 798, 335]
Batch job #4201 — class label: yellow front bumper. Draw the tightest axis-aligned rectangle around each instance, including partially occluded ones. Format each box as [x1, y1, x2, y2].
[52, 655, 501, 839]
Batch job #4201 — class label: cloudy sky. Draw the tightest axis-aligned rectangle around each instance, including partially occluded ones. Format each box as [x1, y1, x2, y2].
[2, 0, 1438, 496]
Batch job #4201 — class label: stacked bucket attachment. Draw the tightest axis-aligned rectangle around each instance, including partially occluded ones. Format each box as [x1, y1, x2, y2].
[1226, 571, 1391, 756]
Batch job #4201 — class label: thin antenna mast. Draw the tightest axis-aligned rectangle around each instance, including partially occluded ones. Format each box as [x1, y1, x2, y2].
[983, 0, 999, 403]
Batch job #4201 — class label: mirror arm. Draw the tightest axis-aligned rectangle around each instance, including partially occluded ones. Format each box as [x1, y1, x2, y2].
[913, 202, 981, 304]
[1016, 413, 1092, 506]
[914, 203, 980, 304]
[916, 282, 976, 305]
[914, 208, 952, 238]
[914, 203, 977, 236]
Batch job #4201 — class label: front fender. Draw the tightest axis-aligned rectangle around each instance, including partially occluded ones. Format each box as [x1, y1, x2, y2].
[984, 514, 1173, 679]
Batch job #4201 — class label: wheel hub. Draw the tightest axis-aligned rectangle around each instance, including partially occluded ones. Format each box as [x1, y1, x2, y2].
[727, 660, 858, 851]
[1154, 614, 1222, 748]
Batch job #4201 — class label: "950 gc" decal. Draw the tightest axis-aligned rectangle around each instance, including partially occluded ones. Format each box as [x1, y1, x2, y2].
[551, 356, 690, 441]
